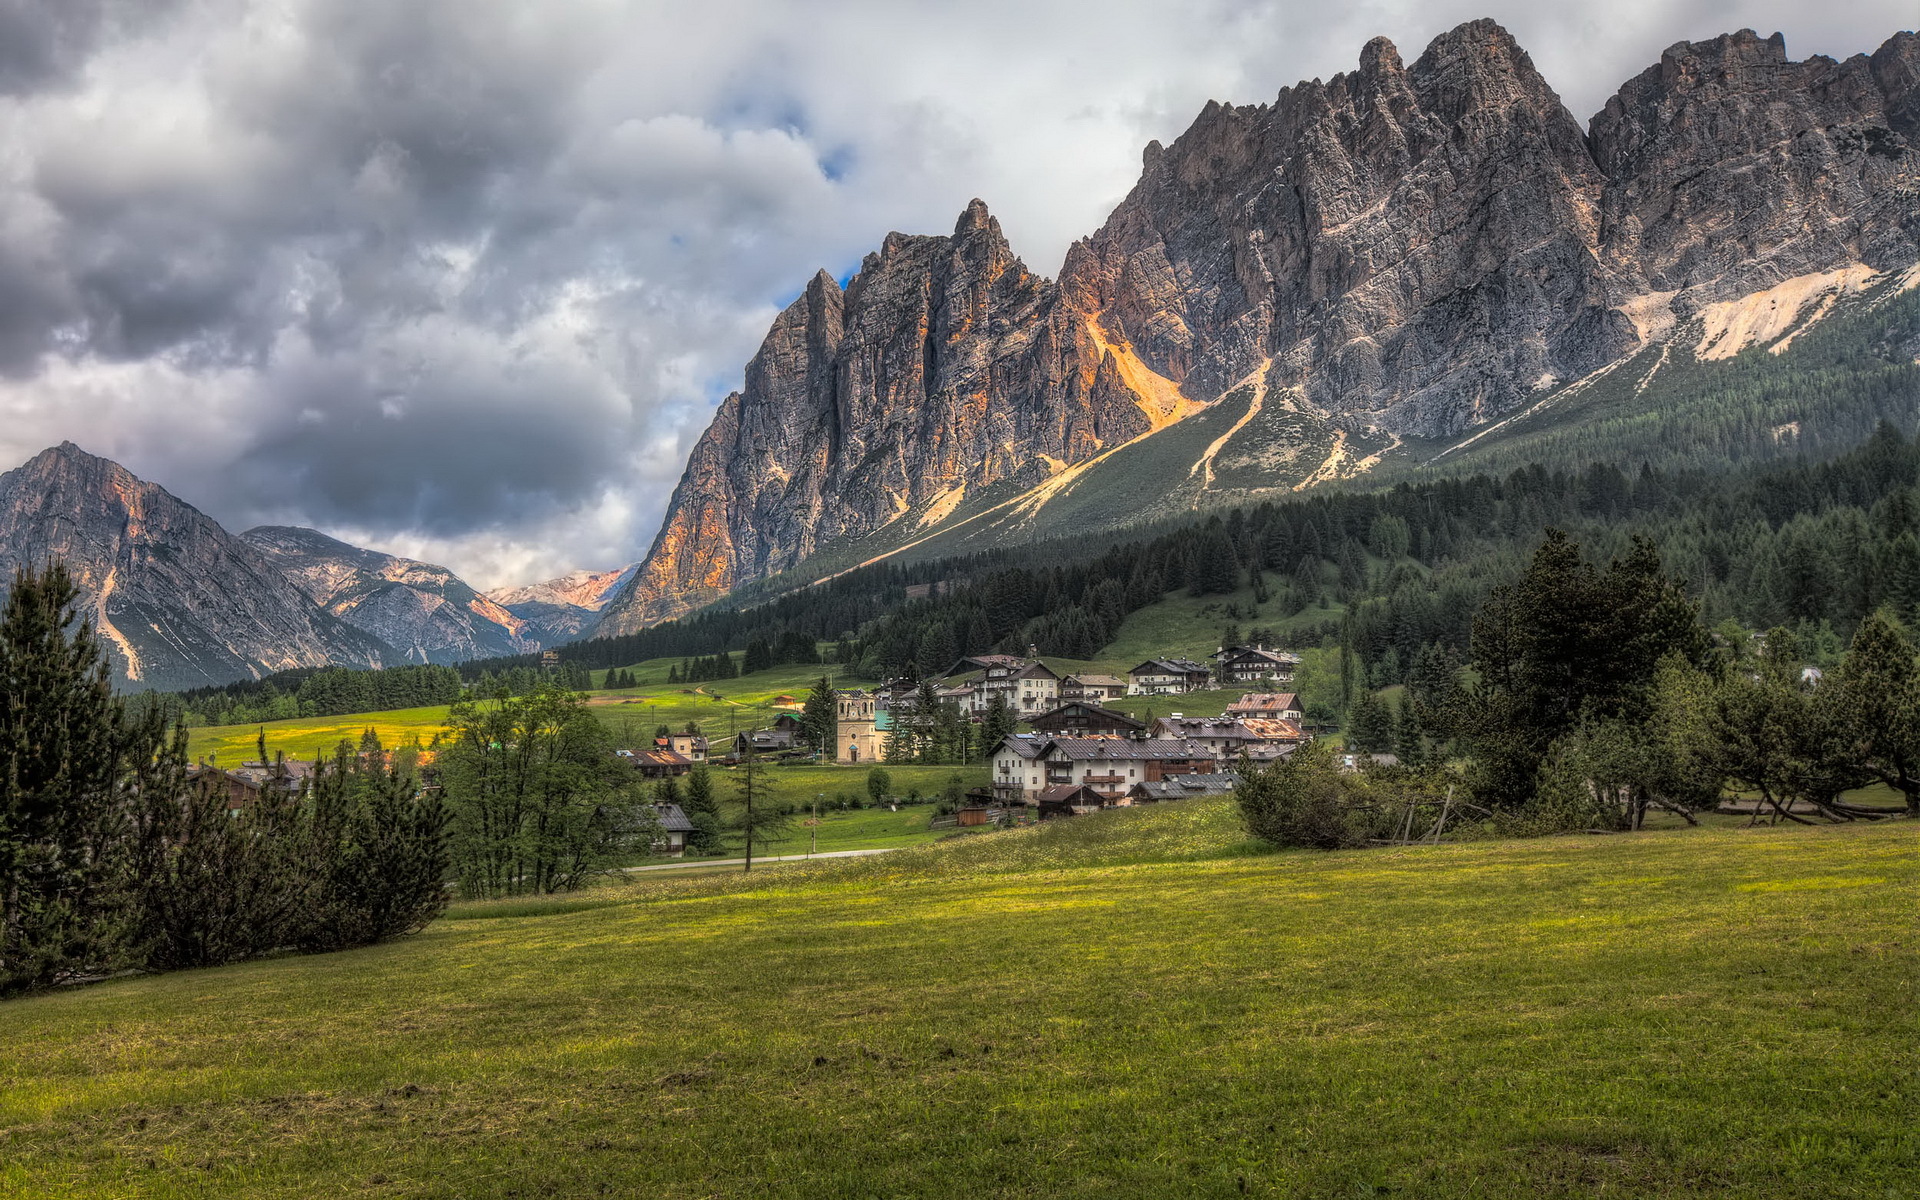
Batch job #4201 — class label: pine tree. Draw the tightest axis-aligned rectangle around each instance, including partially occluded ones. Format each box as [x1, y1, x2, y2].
[728, 751, 793, 871]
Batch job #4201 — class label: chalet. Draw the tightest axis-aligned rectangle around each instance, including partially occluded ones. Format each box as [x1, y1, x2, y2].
[733, 728, 800, 756]
[650, 802, 695, 856]
[935, 682, 979, 710]
[1226, 692, 1303, 721]
[1213, 645, 1302, 686]
[1035, 783, 1108, 820]
[1127, 658, 1213, 696]
[1028, 701, 1146, 738]
[1027, 736, 1215, 803]
[1130, 771, 1242, 803]
[770, 712, 804, 734]
[1150, 715, 1306, 763]
[990, 733, 1051, 803]
[620, 747, 693, 778]
[1060, 673, 1128, 703]
[187, 757, 312, 816]
[666, 733, 708, 761]
[940, 655, 1061, 716]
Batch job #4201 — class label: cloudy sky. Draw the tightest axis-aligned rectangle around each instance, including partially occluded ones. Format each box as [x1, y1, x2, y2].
[0, 0, 1909, 588]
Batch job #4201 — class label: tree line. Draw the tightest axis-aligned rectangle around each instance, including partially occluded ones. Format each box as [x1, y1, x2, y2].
[1, 563, 448, 996]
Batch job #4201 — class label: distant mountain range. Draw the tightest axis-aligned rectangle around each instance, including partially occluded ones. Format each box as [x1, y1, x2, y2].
[484, 565, 640, 645]
[595, 20, 1920, 634]
[0, 444, 392, 691]
[0, 443, 633, 689]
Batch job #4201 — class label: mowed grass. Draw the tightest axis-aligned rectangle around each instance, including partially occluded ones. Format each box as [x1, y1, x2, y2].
[0, 806, 1913, 1198]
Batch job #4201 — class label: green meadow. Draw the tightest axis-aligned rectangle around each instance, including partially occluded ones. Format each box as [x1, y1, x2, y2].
[1, 802, 1911, 1198]
[184, 659, 869, 765]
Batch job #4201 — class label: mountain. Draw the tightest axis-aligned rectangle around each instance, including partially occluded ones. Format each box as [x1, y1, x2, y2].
[599, 21, 1920, 635]
[0, 444, 393, 691]
[484, 565, 637, 645]
[241, 526, 539, 665]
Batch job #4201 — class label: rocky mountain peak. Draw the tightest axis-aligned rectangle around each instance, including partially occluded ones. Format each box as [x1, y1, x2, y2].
[0, 446, 391, 689]
[241, 525, 535, 665]
[597, 19, 1920, 636]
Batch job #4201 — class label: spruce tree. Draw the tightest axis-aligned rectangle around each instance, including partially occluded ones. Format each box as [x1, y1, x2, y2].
[800, 676, 837, 755]
[0, 561, 127, 993]
[681, 765, 723, 854]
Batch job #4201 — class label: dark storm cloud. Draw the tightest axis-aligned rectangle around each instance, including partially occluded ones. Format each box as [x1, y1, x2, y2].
[0, 0, 1911, 585]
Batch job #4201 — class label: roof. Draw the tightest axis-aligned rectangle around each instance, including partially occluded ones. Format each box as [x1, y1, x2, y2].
[1042, 737, 1212, 761]
[1129, 658, 1211, 676]
[1036, 784, 1105, 806]
[1065, 674, 1126, 687]
[1214, 646, 1303, 665]
[1133, 772, 1242, 799]
[628, 748, 692, 769]
[1029, 702, 1145, 730]
[736, 729, 798, 749]
[652, 803, 695, 833]
[1238, 718, 1305, 742]
[1227, 693, 1300, 713]
[994, 733, 1050, 760]
[942, 654, 1026, 678]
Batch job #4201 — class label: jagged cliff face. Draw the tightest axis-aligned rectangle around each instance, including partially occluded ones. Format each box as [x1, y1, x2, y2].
[243, 526, 538, 665]
[600, 20, 1920, 635]
[0, 445, 392, 690]
[607, 202, 1157, 628]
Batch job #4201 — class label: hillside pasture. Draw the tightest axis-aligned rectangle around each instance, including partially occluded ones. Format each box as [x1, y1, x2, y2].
[1, 805, 1911, 1198]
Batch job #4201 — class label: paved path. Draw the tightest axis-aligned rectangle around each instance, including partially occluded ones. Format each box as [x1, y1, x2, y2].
[623, 847, 903, 873]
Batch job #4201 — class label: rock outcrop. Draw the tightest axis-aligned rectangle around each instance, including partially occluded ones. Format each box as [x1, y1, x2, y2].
[599, 20, 1920, 634]
[0, 444, 392, 690]
[243, 526, 538, 665]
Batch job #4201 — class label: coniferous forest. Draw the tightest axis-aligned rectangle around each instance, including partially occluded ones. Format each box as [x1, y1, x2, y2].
[468, 423, 1920, 696]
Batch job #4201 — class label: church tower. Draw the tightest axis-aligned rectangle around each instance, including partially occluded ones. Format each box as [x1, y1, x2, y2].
[835, 690, 883, 763]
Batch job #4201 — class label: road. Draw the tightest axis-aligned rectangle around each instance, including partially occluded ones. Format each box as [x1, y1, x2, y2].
[623, 847, 903, 873]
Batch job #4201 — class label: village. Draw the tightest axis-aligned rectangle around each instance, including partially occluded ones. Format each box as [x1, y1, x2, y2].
[605, 643, 1323, 837]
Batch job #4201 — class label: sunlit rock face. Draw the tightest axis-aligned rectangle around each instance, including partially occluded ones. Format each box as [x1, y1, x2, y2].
[601, 21, 1920, 631]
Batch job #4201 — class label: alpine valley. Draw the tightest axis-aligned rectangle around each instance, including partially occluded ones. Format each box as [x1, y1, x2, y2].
[594, 20, 1920, 633]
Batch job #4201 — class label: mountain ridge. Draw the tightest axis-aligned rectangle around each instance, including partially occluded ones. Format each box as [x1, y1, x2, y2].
[0, 444, 395, 691]
[240, 525, 540, 666]
[596, 20, 1920, 636]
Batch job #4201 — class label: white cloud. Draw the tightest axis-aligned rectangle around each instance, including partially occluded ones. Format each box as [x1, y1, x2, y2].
[0, 0, 1910, 589]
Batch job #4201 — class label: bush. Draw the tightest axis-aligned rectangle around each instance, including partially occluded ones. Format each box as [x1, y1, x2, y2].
[1234, 741, 1367, 849]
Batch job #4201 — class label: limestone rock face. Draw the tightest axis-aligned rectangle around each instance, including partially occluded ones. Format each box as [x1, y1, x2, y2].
[0, 444, 392, 690]
[601, 202, 1149, 632]
[242, 526, 538, 665]
[603, 20, 1920, 632]
[1068, 18, 1631, 434]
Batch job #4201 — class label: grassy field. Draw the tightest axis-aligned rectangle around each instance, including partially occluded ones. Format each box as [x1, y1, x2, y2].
[185, 704, 461, 765]
[185, 659, 875, 765]
[1, 803, 1911, 1198]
